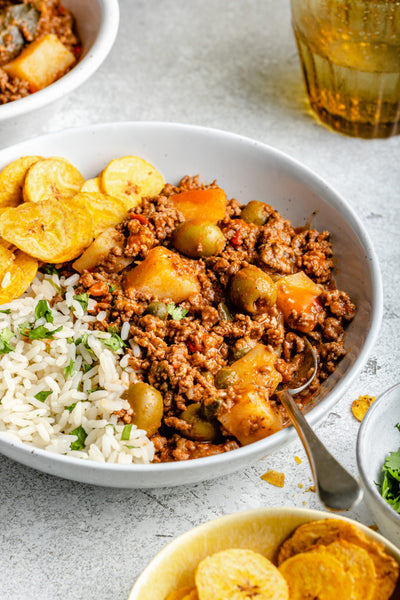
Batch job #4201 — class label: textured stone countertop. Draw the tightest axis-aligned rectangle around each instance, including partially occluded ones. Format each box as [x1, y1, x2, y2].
[1, 1, 399, 599]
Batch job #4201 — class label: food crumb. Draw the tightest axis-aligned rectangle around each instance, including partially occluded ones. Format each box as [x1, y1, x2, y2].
[298, 483, 304, 489]
[294, 455, 302, 464]
[352, 395, 376, 422]
[261, 470, 285, 488]
[305, 485, 316, 493]
[368, 524, 379, 532]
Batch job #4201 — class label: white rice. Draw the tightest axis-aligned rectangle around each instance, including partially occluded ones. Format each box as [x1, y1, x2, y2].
[0, 272, 154, 464]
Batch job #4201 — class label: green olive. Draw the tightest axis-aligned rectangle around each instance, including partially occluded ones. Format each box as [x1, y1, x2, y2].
[230, 266, 277, 314]
[173, 219, 225, 258]
[144, 301, 168, 320]
[231, 346, 250, 361]
[202, 398, 223, 420]
[240, 201, 270, 226]
[217, 301, 233, 322]
[214, 367, 238, 389]
[181, 403, 220, 442]
[126, 382, 164, 437]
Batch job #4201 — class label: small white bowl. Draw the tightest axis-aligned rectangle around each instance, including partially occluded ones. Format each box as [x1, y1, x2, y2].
[357, 382, 400, 547]
[0, 121, 383, 488]
[127, 507, 400, 599]
[0, 0, 119, 145]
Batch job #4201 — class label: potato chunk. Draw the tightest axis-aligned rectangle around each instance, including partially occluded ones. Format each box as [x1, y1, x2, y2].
[73, 227, 133, 273]
[172, 188, 226, 222]
[4, 33, 75, 90]
[123, 246, 200, 303]
[276, 271, 323, 333]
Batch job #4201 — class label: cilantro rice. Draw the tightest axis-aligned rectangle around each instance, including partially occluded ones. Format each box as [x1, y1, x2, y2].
[0, 271, 154, 464]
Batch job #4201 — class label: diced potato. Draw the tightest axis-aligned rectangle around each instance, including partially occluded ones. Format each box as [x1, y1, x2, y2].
[172, 188, 226, 222]
[218, 386, 284, 445]
[215, 343, 282, 395]
[123, 246, 200, 303]
[4, 33, 75, 90]
[73, 227, 133, 273]
[276, 271, 323, 333]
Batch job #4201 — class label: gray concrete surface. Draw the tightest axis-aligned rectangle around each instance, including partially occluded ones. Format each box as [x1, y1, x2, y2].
[1, 1, 399, 599]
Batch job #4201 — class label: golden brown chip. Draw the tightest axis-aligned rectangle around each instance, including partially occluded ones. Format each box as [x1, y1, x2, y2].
[352, 395, 376, 422]
[322, 540, 376, 600]
[195, 548, 289, 600]
[0, 245, 15, 280]
[0, 250, 38, 304]
[276, 519, 399, 600]
[65, 191, 128, 238]
[165, 587, 197, 600]
[0, 199, 93, 263]
[23, 157, 85, 203]
[279, 551, 353, 599]
[0, 156, 42, 208]
[182, 591, 198, 600]
[261, 470, 285, 488]
[101, 155, 164, 210]
[80, 177, 103, 193]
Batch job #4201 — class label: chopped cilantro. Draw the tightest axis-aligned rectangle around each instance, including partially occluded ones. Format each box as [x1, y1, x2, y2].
[73, 292, 89, 311]
[379, 424, 400, 514]
[0, 309, 11, 314]
[107, 325, 119, 334]
[46, 279, 62, 293]
[167, 302, 188, 321]
[67, 337, 74, 344]
[101, 332, 126, 352]
[108, 284, 117, 293]
[19, 323, 62, 340]
[34, 390, 52, 402]
[0, 327, 15, 354]
[65, 402, 77, 412]
[69, 425, 87, 451]
[125, 445, 139, 449]
[121, 424, 132, 441]
[83, 363, 93, 374]
[35, 299, 53, 323]
[43, 265, 60, 276]
[87, 386, 104, 394]
[64, 358, 75, 378]
[75, 332, 93, 352]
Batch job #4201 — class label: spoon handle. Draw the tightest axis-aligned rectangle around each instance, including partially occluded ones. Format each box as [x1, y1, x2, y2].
[280, 389, 363, 511]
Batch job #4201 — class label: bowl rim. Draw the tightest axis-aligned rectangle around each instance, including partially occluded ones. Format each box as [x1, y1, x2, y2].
[0, 0, 120, 122]
[356, 381, 400, 524]
[128, 505, 400, 598]
[0, 120, 384, 484]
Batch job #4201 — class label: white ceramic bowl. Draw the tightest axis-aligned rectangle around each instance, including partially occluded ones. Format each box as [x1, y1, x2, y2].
[0, 0, 119, 145]
[357, 383, 400, 548]
[0, 121, 382, 488]
[127, 506, 400, 599]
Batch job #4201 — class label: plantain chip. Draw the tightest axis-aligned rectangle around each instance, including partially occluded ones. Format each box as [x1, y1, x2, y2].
[279, 551, 353, 600]
[195, 548, 289, 600]
[0, 250, 38, 304]
[276, 518, 399, 600]
[81, 177, 103, 193]
[182, 591, 198, 600]
[101, 155, 164, 210]
[261, 470, 285, 488]
[165, 587, 197, 600]
[322, 540, 376, 600]
[23, 157, 85, 203]
[0, 199, 93, 263]
[0, 245, 15, 281]
[65, 191, 128, 238]
[352, 395, 376, 422]
[0, 156, 42, 208]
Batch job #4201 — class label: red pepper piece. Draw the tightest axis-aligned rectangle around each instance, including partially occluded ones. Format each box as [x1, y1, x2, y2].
[130, 214, 150, 225]
[231, 227, 243, 247]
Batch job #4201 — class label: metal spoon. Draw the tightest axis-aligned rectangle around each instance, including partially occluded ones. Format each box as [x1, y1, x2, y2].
[276, 339, 363, 512]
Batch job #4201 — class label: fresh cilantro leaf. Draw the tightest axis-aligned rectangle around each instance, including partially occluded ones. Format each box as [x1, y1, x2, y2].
[19, 324, 62, 340]
[121, 424, 132, 441]
[107, 325, 119, 334]
[46, 279, 62, 293]
[125, 445, 139, 449]
[64, 358, 75, 378]
[73, 292, 89, 311]
[379, 431, 400, 514]
[67, 337, 74, 344]
[101, 332, 126, 352]
[75, 332, 93, 352]
[395, 423, 400, 433]
[69, 425, 87, 451]
[83, 363, 93, 373]
[0, 327, 15, 354]
[35, 299, 53, 323]
[108, 284, 117, 292]
[87, 386, 104, 394]
[65, 402, 77, 413]
[34, 390, 52, 402]
[43, 265, 60, 276]
[167, 302, 188, 321]
[0, 309, 11, 314]
[385, 450, 400, 472]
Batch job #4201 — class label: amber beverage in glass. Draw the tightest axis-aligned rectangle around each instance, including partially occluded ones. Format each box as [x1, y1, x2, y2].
[291, 0, 400, 138]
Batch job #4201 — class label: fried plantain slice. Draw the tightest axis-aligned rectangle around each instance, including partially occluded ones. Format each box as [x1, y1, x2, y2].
[101, 155, 164, 210]
[81, 177, 103, 193]
[352, 395, 376, 422]
[322, 540, 376, 600]
[0, 245, 15, 281]
[23, 157, 85, 203]
[0, 199, 93, 263]
[182, 590, 198, 600]
[279, 551, 353, 600]
[276, 519, 399, 600]
[0, 250, 38, 304]
[0, 156, 42, 208]
[65, 191, 128, 238]
[165, 588, 197, 600]
[195, 548, 289, 600]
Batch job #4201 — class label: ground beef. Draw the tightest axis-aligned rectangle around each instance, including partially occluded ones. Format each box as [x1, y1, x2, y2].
[73, 176, 356, 462]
